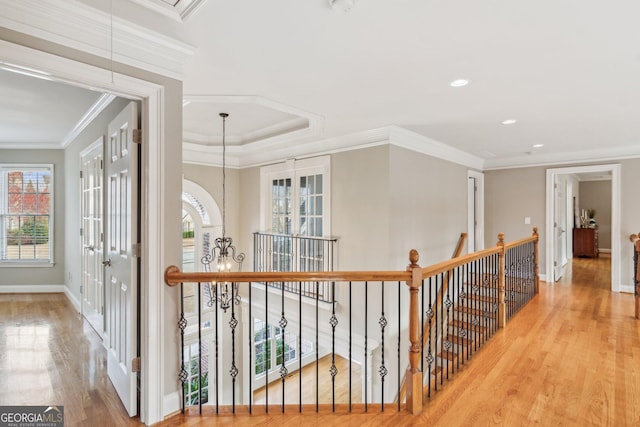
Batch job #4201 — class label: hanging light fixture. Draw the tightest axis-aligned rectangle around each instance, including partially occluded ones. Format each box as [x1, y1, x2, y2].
[203, 112, 245, 312]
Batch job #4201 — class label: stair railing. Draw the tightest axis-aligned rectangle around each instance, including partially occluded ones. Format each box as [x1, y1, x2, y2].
[164, 228, 539, 417]
[397, 232, 467, 404]
[399, 227, 539, 403]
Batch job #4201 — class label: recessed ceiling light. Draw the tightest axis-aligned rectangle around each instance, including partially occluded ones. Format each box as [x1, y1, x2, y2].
[329, 0, 355, 12]
[501, 119, 517, 125]
[532, 144, 544, 148]
[449, 79, 470, 87]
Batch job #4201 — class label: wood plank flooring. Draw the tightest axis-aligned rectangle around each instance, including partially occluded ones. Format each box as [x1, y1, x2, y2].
[253, 354, 362, 406]
[1, 254, 638, 426]
[0, 293, 139, 426]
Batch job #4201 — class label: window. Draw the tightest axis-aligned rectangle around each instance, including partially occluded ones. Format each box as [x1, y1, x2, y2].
[0, 165, 53, 264]
[183, 340, 209, 405]
[258, 157, 334, 301]
[254, 318, 313, 377]
[261, 156, 330, 238]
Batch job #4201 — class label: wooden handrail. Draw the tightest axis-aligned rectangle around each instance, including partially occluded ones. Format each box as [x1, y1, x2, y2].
[165, 268, 411, 286]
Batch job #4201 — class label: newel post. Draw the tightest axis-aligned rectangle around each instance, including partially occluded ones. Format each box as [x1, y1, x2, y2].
[405, 249, 423, 414]
[533, 227, 540, 294]
[497, 233, 506, 328]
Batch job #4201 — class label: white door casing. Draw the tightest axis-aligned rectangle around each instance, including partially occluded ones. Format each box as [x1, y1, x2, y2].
[81, 138, 105, 336]
[105, 101, 140, 417]
[546, 164, 621, 291]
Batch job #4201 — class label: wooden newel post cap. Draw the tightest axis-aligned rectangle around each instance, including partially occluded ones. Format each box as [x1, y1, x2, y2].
[409, 249, 419, 267]
[533, 226, 538, 236]
[497, 232, 505, 245]
[164, 265, 181, 286]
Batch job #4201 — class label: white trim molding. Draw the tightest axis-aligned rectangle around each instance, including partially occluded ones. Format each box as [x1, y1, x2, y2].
[185, 124, 487, 171]
[545, 164, 621, 292]
[0, 39, 168, 425]
[0, 0, 195, 80]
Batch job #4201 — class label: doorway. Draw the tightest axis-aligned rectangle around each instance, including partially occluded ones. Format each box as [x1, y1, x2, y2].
[467, 170, 485, 252]
[545, 164, 621, 291]
[1, 39, 170, 424]
[80, 138, 105, 337]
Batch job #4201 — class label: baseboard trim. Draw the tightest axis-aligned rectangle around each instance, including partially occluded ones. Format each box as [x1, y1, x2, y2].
[163, 391, 181, 418]
[64, 287, 81, 313]
[0, 284, 81, 312]
[599, 248, 611, 254]
[0, 284, 65, 293]
[619, 285, 634, 294]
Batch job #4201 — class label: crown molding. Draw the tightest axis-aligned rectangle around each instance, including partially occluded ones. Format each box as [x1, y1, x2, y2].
[184, 125, 488, 171]
[0, 0, 195, 80]
[128, 0, 208, 22]
[61, 93, 116, 148]
[388, 126, 485, 170]
[483, 144, 640, 170]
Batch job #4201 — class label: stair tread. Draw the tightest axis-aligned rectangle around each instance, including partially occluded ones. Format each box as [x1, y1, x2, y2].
[453, 305, 496, 318]
[444, 334, 471, 346]
[463, 294, 498, 303]
[437, 350, 458, 361]
[449, 319, 488, 333]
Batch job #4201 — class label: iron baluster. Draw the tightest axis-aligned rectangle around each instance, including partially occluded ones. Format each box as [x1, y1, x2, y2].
[299, 281, 303, 412]
[178, 282, 187, 413]
[329, 281, 338, 412]
[280, 278, 288, 414]
[397, 280, 401, 412]
[229, 284, 238, 413]
[379, 281, 387, 411]
[198, 282, 202, 413]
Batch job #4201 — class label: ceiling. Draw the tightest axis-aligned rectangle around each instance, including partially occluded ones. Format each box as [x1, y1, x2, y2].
[2, 0, 640, 169]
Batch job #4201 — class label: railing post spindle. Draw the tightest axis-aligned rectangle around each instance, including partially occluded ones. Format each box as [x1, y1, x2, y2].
[497, 233, 506, 328]
[405, 249, 423, 415]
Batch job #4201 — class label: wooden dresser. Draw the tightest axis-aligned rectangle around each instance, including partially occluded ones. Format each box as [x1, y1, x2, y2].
[573, 227, 598, 258]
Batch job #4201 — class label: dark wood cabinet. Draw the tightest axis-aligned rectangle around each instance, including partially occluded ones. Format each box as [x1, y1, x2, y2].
[573, 228, 598, 258]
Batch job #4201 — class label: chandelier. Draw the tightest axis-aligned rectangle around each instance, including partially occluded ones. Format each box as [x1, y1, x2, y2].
[202, 112, 245, 312]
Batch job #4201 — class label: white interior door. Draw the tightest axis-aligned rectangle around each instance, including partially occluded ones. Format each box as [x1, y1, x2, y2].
[81, 140, 105, 336]
[467, 171, 484, 252]
[553, 175, 566, 281]
[105, 101, 139, 417]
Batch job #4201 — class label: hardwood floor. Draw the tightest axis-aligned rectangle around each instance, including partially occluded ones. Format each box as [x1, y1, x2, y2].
[2, 255, 638, 426]
[0, 293, 141, 426]
[253, 354, 363, 406]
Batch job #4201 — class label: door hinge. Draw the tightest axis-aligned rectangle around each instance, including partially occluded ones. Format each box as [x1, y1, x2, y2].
[134, 243, 141, 257]
[133, 129, 142, 145]
[132, 357, 141, 373]
[80, 170, 83, 179]
[80, 285, 83, 295]
[80, 228, 83, 236]
[100, 159, 103, 170]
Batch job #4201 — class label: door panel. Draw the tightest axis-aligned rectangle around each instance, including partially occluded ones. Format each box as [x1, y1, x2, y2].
[81, 141, 105, 336]
[105, 101, 139, 417]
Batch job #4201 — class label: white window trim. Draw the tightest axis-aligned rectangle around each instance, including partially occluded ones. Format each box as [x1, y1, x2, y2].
[0, 163, 54, 266]
[259, 156, 331, 236]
